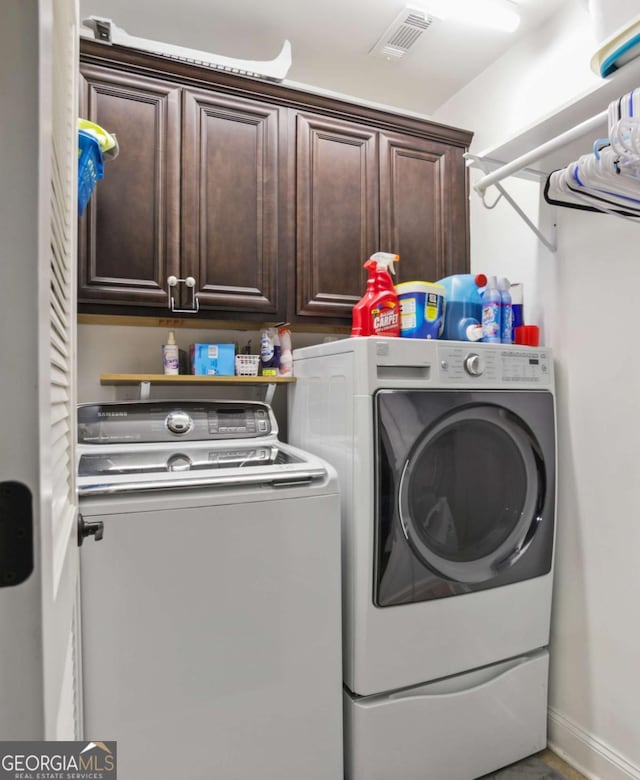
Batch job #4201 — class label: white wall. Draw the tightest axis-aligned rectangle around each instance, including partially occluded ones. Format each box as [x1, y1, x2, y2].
[436, 0, 599, 153]
[466, 169, 550, 337]
[549, 211, 640, 779]
[435, 1, 640, 777]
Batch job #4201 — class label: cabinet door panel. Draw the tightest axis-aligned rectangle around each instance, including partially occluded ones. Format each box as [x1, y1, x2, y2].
[182, 89, 281, 315]
[379, 132, 469, 284]
[296, 114, 378, 319]
[78, 66, 180, 306]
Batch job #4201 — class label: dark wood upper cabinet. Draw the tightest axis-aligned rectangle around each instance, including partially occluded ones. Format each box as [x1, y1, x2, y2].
[293, 121, 470, 321]
[181, 89, 283, 316]
[78, 41, 472, 325]
[295, 114, 378, 319]
[78, 65, 181, 308]
[379, 131, 469, 285]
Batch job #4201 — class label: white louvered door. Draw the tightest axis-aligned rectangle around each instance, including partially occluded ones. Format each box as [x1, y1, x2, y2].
[0, 0, 80, 739]
[42, 0, 81, 740]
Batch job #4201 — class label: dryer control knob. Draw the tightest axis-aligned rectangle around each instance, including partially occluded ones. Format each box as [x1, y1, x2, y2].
[464, 353, 484, 376]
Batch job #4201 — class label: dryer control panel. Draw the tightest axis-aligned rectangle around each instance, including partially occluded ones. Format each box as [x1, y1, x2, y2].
[438, 346, 552, 387]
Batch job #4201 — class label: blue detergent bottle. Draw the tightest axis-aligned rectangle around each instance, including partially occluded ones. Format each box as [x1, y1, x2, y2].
[482, 276, 501, 343]
[436, 273, 486, 341]
[498, 277, 513, 344]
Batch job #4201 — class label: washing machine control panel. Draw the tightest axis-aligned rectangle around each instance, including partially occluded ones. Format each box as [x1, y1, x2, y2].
[439, 346, 551, 386]
[77, 400, 276, 444]
[166, 410, 194, 435]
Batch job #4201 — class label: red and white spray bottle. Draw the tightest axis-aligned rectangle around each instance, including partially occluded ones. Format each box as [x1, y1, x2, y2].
[351, 252, 401, 337]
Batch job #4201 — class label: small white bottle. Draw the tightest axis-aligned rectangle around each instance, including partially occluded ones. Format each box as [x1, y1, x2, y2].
[162, 330, 179, 375]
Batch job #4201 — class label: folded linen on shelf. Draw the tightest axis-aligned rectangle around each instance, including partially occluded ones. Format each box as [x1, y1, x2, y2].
[589, 1, 640, 77]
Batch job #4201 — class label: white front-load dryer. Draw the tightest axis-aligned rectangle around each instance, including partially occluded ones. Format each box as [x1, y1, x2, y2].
[289, 338, 556, 780]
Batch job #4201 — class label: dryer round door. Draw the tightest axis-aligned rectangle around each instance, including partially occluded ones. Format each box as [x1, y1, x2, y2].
[398, 404, 544, 584]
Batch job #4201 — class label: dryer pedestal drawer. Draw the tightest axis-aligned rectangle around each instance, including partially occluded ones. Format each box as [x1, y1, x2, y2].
[343, 649, 548, 780]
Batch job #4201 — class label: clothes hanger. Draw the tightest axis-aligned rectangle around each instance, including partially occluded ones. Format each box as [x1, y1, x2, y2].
[545, 157, 640, 219]
[544, 90, 640, 219]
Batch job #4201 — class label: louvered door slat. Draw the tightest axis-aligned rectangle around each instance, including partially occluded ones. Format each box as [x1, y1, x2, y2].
[51, 417, 70, 449]
[50, 324, 69, 361]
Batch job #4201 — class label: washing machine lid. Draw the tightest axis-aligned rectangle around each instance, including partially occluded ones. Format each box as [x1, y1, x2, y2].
[77, 401, 329, 495]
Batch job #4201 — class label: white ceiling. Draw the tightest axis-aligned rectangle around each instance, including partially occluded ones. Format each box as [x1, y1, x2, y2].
[79, 0, 567, 116]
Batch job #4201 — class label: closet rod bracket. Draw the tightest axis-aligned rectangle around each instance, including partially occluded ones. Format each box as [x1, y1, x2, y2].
[465, 153, 558, 253]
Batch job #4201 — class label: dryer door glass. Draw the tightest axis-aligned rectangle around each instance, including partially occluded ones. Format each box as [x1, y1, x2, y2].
[399, 408, 538, 582]
[375, 391, 553, 606]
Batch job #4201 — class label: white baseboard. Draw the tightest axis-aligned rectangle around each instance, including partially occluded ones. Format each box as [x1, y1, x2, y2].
[548, 707, 640, 780]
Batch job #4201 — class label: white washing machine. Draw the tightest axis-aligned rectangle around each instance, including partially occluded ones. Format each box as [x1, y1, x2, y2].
[288, 338, 556, 780]
[77, 400, 343, 780]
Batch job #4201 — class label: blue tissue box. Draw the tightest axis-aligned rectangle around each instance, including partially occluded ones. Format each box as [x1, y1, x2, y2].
[190, 343, 235, 376]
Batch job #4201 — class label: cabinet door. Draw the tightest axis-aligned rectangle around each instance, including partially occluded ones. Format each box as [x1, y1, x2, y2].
[379, 132, 469, 284]
[295, 113, 378, 320]
[78, 65, 181, 308]
[181, 89, 283, 316]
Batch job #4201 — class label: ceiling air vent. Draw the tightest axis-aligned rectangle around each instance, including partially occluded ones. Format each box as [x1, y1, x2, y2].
[369, 6, 433, 61]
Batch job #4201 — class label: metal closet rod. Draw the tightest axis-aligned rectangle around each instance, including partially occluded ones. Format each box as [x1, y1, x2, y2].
[472, 109, 608, 194]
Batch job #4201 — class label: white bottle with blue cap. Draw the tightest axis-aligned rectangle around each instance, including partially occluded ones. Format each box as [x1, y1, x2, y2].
[498, 277, 513, 344]
[481, 276, 501, 343]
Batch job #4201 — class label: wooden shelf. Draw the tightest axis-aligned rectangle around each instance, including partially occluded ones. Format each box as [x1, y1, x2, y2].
[100, 373, 295, 402]
[100, 373, 296, 386]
